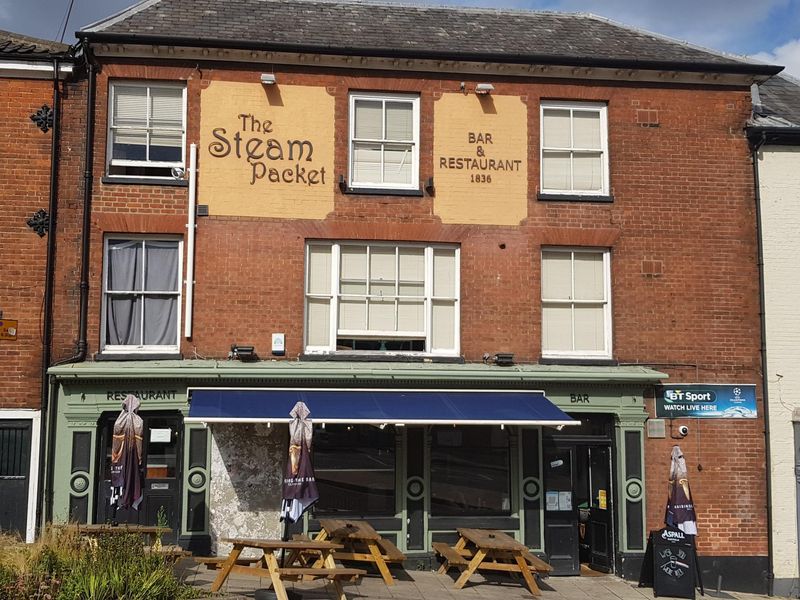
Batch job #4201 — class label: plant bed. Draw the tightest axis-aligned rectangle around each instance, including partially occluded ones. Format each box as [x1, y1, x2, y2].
[0, 526, 205, 600]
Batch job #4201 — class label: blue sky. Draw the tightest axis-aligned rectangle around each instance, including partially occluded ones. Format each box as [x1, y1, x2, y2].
[2, 0, 799, 76]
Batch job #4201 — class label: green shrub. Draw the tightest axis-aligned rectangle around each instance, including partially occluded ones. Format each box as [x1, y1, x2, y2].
[0, 527, 203, 600]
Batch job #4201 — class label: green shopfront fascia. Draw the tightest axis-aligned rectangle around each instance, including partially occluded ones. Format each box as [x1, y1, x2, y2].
[47, 361, 664, 576]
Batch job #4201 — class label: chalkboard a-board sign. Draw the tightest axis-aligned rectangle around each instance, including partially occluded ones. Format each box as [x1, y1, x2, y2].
[639, 527, 697, 599]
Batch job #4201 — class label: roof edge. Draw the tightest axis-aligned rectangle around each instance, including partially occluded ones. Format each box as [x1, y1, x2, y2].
[79, 31, 783, 77]
[581, 12, 772, 72]
[80, 0, 163, 34]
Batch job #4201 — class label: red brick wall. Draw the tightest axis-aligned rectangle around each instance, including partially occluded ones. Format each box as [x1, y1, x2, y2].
[0, 77, 55, 409]
[60, 61, 765, 557]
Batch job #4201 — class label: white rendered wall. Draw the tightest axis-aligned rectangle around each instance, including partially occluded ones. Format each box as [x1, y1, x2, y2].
[759, 146, 800, 590]
[208, 423, 286, 556]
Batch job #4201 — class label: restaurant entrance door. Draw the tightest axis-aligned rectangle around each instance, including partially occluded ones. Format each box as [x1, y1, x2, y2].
[543, 418, 615, 575]
[95, 411, 183, 543]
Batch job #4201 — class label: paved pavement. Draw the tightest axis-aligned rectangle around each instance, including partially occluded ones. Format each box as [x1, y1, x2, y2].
[179, 560, 773, 600]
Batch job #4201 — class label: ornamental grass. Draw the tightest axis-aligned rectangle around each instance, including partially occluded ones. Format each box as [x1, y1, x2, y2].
[0, 525, 203, 600]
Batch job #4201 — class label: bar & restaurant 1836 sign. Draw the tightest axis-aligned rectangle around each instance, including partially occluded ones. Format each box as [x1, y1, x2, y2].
[655, 384, 757, 419]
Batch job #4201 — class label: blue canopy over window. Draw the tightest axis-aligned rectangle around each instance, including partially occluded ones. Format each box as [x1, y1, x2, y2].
[186, 388, 577, 427]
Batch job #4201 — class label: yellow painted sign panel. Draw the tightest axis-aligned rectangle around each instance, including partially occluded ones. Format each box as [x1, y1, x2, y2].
[434, 94, 528, 225]
[199, 82, 335, 219]
[0, 319, 18, 341]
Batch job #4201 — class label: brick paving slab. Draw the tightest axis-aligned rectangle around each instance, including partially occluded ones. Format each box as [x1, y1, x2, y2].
[176, 560, 775, 600]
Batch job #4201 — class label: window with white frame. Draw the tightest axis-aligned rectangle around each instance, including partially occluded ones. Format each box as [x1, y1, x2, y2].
[305, 241, 459, 354]
[107, 82, 186, 178]
[541, 248, 611, 358]
[102, 236, 182, 353]
[349, 92, 419, 190]
[540, 101, 609, 196]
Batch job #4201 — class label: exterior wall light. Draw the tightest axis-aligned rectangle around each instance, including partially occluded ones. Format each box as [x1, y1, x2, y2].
[494, 353, 514, 366]
[475, 82, 495, 95]
[260, 73, 277, 85]
[230, 344, 257, 361]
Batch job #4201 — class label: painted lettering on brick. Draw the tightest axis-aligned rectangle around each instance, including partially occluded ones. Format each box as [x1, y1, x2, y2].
[207, 114, 326, 187]
[437, 130, 523, 184]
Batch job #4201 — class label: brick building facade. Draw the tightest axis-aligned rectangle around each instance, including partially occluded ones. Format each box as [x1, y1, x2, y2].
[0, 31, 74, 542]
[37, 1, 780, 593]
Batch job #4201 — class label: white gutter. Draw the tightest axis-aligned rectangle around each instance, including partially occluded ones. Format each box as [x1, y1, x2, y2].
[0, 61, 73, 79]
[184, 143, 197, 338]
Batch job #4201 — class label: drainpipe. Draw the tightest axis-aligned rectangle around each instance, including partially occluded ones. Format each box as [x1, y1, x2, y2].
[184, 143, 197, 339]
[35, 55, 61, 535]
[752, 131, 775, 596]
[42, 43, 96, 524]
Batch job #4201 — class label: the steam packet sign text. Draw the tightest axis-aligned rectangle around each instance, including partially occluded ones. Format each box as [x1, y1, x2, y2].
[208, 113, 326, 187]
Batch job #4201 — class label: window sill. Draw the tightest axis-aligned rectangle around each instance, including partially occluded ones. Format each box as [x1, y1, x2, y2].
[102, 176, 188, 187]
[342, 186, 424, 197]
[95, 352, 183, 361]
[538, 356, 618, 367]
[300, 353, 464, 364]
[537, 193, 614, 203]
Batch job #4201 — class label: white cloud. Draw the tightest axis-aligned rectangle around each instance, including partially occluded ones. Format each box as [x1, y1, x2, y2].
[752, 38, 800, 79]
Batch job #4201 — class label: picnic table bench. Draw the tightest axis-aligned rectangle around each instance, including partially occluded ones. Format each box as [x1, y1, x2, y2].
[314, 518, 406, 585]
[434, 528, 552, 597]
[209, 537, 365, 600]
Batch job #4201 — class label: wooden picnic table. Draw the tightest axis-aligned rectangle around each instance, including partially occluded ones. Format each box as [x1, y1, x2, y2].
[314, 518, 406, 585]
[434, 528, 552, 597]
[63, 523, 172, 545]
[209, 537, 365, 600]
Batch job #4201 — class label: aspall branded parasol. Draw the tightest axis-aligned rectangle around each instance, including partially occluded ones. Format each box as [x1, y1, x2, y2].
[280, 401, 319, 530]
[110, 394, 144, 512]
[664, 445, 697, 535]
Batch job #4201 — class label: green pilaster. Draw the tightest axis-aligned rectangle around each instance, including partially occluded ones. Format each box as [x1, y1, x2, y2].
[51, 382, 188, 525]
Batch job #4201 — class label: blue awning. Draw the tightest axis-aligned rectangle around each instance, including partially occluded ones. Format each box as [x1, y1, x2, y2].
[186, 388, 577, 427]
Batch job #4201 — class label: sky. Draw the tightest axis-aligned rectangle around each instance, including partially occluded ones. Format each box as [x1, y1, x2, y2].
[1, 0, 799, 77]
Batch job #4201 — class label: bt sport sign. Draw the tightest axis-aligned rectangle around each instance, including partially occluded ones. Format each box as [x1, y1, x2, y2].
[655, 384, 757, 419]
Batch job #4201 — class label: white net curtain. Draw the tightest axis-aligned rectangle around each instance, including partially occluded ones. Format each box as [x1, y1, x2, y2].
[105, 239, 180, 347]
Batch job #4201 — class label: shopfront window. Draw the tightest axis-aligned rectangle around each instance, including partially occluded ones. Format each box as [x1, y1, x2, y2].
[313, 424, 396, 516]
[430, 426, 511, 516]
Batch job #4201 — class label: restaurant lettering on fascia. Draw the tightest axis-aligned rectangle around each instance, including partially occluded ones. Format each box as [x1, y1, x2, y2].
[44, 0, 777, 591]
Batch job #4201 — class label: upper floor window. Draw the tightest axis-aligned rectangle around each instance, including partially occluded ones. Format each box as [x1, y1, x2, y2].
[107, 82, 186, 179]
[102, 236, 182, 354]
[541, 248, 611, 359]
[305, 241, 459, 355]
[348, 92, 419, 190]
[540, 101, 609, 196]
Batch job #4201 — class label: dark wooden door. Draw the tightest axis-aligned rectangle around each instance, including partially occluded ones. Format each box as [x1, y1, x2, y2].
[588, 445, 614, 572]
[95, 412, 182, 544]
[0, 420, 31, 538]
[543, 445, 580, 575]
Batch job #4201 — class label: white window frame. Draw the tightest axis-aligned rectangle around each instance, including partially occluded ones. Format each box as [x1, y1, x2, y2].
[541, 247, 612, 359]
[100, 234, 183, 354]
[348, 92, 420, 191]
[106, 81, 187, 177]
[540, 101, 609, 196]
[304, 241, 460, 356]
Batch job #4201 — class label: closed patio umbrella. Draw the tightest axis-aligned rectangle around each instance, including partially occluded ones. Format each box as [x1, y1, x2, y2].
[664, 445, 697, 535]
[110, 394, 144, 516]
[280, 401, 319, 536]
